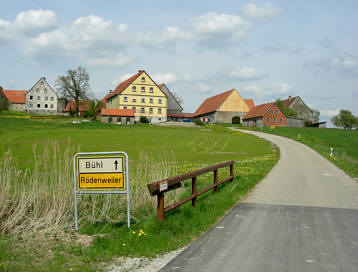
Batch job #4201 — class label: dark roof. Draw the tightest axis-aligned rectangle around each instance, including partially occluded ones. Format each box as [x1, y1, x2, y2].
[194, 89, 234, 117]
[243, 102, 275, 119]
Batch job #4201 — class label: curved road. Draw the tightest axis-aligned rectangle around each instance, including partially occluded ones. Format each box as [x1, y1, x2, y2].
[161, 129, 358, 272]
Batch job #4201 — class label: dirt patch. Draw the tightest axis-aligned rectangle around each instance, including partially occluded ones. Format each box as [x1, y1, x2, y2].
[155, 121, 198, 128]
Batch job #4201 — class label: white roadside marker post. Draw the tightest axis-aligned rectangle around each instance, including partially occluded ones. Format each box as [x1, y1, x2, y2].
[330, 147, 333, 156]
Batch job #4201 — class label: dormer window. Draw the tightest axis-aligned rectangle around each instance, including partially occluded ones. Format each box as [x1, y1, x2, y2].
[141, 77, 145, 82]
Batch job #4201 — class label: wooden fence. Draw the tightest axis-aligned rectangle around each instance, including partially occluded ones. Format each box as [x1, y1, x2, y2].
[147, 161, 234, 221]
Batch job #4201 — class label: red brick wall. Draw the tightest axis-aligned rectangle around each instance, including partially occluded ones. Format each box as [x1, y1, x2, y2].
[263, 104, 286, 126]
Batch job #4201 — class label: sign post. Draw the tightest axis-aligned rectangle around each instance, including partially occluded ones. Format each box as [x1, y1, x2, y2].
[73, 152, 130, 230]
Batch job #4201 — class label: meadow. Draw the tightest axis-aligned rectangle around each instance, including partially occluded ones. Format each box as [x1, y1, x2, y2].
[0, 112, 279, 271]
[237, 125, 358, 178]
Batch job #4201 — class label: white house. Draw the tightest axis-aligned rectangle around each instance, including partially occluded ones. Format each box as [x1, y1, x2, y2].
[26, 77, 58, 114]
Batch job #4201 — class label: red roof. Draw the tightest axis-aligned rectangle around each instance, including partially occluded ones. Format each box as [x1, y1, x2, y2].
[106, 71, 142, 100]
[244, 99, 255, 110]
[167, 113, 193, 118]
[194, 89, 234, 117]
[3, 90, 27, 104]
[243, 102, 274, 119]
[64, 100, 92, 112]
[101, 108, 135, 117]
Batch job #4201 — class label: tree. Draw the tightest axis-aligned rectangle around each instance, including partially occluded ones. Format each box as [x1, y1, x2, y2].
[86, 100, 103, 119]
[312, 110, 320, 122]
[56, 66, 91, 117]
[331, 109, 356, 129]
[0, 96, 9, 112]
[172, 91, 184, 105]
[276, 99, 298, 117]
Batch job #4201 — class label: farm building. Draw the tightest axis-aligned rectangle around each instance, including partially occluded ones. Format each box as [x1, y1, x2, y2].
[64, 100, 93, 116]
[193, 89, 252, 123]
[158, 83, 183, 115]
[100, 108, 135, 124]
[243, 102, 303, 127]
[25, 77, 58, 114]
[0, 88, 27, 111]
[280, 96, 314, 121]
[104, 70, 167, 123]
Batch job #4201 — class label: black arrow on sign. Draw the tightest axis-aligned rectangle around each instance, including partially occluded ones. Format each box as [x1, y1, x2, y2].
[114, 160, 118, 170]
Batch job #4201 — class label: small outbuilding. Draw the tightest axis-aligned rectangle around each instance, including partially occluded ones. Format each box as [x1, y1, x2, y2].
[100, 108, 135, 124]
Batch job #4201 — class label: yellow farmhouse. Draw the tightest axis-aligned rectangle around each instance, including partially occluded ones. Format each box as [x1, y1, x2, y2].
[105, 70, 167, 123]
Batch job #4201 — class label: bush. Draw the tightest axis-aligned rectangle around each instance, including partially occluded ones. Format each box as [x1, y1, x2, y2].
[0, 96, 9, 112]
[139, 116, 149, 123]
[304, 120, 313, 127]
[232, 116, 241, 124]
[193, 118, 204, 126]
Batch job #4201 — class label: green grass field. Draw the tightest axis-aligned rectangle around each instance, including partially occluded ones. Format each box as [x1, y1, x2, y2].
[0, 112, 279, 271]
[237, 125, 358, 178]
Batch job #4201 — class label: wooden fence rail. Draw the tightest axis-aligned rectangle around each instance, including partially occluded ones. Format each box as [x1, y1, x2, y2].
[147, 160, 235, 221]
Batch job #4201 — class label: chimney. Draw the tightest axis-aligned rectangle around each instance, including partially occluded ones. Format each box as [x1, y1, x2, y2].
[109, 90, 113, 94]
[288, 96, 292, 101]
[138, 70, 144, 73]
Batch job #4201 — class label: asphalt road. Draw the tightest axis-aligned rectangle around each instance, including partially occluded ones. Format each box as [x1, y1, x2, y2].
[161, 129, 358, 272]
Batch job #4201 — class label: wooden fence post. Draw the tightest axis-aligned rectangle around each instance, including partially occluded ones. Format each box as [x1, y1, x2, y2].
[214, 169, 218, 193]
[192, 176, 197, 206]
[157, 192, 165, 221]
[230, 164, 234, 180]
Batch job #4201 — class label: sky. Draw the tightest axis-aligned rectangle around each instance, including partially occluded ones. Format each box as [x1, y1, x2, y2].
[1, 0, 357, 123]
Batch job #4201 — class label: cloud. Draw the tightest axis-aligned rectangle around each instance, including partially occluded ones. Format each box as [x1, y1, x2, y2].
[240, 82, 293, 97]
[242, 3, 281, 20]
[262, 44, 304, 54]
[305, 52, 358, 76]
[228, 67, 266, 81]
[13, 9, 57, 34]
[190, 12, 251, 47]
[151, 72, 177, 84]
[86, 52, 131, 68]
[319, 38, 334, 49]
[320, 109, 340, 119]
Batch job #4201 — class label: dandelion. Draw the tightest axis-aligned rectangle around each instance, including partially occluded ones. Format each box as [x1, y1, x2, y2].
[131, 231, 136, 234]
[122, 243, 126, 246]
[69, 268, 73, 271]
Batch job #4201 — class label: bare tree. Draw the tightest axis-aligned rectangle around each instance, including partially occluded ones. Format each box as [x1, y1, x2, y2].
[56, 66, 91, 117]
[172, 91, 184, 105]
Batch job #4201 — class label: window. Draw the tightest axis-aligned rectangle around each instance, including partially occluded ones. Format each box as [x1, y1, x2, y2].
[50, 104, 54, 108]
[149, 108, 153, 114]
[141, 98, 145, 103]
[123, 106, 127, 109]
[108, 116, 113, 123]
[50, 97, 54, 101]
[132, 107, 136, 112]
[123, 96, 128, 102]
[30, 96, 33, 100]
[266, 117, 270, 122]
[117, 117, 122, 123]
[273, 117, 277, 122]
[280, 118, 283, 123]
[276, 110, 279, 114]
[158, 98, 162, 104]
[37, 96, 41, 100]
[37, 104, 41, 108]
[29, 104, 33, 108]
[158, 108, 162, 114]
[141, 86, 145, 93]
[45, 97, 48, 101]
[149, 98, 153, 103]
[270, 109, 274, 114]
[45, 104, 48, 108]
[149, 87, 153, 93]
[141, 107, 145, 113]
[44, 88, 47, 93]
[132, 97, 137, 102]
[141, 77, 145, 82]
[132, 86, 136, 92]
